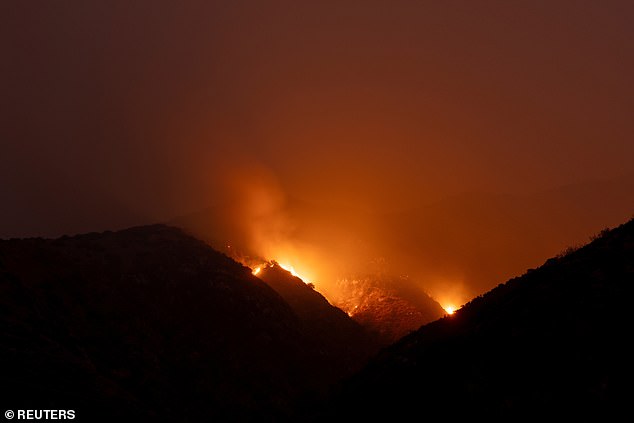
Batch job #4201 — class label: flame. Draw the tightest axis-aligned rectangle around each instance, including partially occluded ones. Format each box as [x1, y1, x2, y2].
[249, 261, 313, 284]
[431, 278, 467, 317]
[278, 262, 311, 283]
[346, 305, 359, 317]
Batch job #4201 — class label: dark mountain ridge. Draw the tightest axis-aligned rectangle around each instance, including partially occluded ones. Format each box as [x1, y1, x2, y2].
[326, 218, 634, 420]
[5, 218, 633, 420]
[257, 263, 380, 375]
[0, 225, 370, 421]
[172, 206, 447, 344]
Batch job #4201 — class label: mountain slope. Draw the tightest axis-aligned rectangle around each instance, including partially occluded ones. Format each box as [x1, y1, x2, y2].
[172, 206, 447, 345]
[327, 218, 634, 420]
[333, 275, 446, 344]
[257, 263, 379, 377]
[0, 225, 349, 421]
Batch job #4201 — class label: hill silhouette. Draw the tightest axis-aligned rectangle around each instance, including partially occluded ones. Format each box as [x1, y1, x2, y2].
[256, 263, 379, 378]
[326, 218, 634, 420]
[172, 205, 447, 344]
[0, 225, 372, 421]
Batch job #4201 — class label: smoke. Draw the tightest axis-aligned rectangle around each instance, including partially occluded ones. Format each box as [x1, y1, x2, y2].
[209, 165, 348, 290]
[3, 1, 634, 306]
[198, 167, 634, 310]
[203, 165, 465, 307]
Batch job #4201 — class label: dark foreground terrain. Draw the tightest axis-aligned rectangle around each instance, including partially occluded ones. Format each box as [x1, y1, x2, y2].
[0, 225, 374, 421]
[2, 218, 632, 421]
[324, 218, 634, 420]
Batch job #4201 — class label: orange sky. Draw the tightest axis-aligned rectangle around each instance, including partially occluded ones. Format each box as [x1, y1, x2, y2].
[2, 1, 634, 304]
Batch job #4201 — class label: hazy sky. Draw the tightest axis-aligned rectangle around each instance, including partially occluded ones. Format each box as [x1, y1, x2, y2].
[2, 2, 634, 303]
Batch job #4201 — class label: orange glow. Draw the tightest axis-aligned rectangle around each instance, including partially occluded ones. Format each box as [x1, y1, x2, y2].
[278, 262, 311, 283]
[431, 279, 467, 317]
[249, 259, 314, 284]
[346, 305, 359, 317]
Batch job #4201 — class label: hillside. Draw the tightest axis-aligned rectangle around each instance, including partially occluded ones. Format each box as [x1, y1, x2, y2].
[326, 218, 634, 420]
[333, 275, 446, 344]
[0, 225, 364, 421]
[256, 263, 379, 375]
[172, 206, 447, 344]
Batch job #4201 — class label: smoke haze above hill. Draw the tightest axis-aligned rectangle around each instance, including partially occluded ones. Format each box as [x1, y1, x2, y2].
[2, 1, 634, 302]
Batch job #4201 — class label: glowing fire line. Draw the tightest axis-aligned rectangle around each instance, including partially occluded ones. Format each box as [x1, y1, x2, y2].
[277, 263, 311, 283]
[251, 261, 311, 284]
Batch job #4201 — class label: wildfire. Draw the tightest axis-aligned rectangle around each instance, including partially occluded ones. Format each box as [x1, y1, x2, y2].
[278, 262, 311, 283]
[444, 305, 456, 315]
[250, 261, 312, 284]
[346, 305, 359, 317]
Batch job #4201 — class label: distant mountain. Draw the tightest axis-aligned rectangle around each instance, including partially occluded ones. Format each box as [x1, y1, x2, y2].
[0, 225, 372, 421]
[333, 275, 446, 344]
[172, 205, 448, 346]
[326, 218, 634, 420]
[172, 174, 634, 337]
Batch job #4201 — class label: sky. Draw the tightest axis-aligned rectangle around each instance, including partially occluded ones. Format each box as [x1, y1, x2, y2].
[2, 1, 634, 304]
